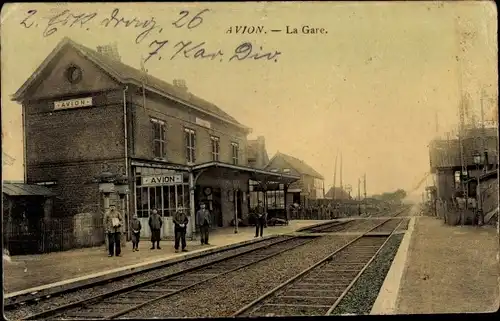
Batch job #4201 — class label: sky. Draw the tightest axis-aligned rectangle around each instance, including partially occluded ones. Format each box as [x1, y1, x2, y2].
[1, 1, 497, 197]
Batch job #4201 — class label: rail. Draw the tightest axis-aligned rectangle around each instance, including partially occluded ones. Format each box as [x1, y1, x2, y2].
[232, 217, 404, 317]
[18, 236, 317, 320]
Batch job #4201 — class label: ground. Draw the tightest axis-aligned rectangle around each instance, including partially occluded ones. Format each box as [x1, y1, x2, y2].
[395, 216, 499, 314]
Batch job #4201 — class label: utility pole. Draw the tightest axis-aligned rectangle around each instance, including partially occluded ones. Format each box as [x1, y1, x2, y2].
[333, 151, 338, 201]
[363, 173, 367, 214]
[357, 177, 361, 215]
[339, 152, 343, 194]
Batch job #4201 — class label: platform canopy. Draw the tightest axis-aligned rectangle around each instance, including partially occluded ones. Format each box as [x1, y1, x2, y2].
[2, 182, 55, 197]
[192, 161, 300, 190]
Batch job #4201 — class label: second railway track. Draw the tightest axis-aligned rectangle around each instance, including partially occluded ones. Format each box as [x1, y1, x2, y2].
[233, 219, 404, 317]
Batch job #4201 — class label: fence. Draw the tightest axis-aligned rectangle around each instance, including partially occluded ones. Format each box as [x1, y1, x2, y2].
[4, 213, 105, 255]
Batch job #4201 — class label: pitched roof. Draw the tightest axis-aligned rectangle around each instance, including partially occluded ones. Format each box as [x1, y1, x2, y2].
[325, 187, 351, 200]
[12, 37, 249, 131]
[3, 183, 55, 197]
[267, 152, 324, 179]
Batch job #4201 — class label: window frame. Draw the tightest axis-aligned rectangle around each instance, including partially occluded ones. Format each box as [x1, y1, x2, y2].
[151, 118, 167, 159]
[231, 142, 239, 165]
[185, 128, 196, 164]
[210, 136, 220, 161]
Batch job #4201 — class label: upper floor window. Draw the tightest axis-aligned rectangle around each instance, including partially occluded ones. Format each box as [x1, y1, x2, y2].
[185, 128, 196, 163]
[211, 136, 220, 161]
[231, 142, 239, 165]
[151, 118, 167, 158]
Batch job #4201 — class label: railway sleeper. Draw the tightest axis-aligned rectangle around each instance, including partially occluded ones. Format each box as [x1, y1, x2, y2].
[288, 283, 349, 291]
[250, 303, 329, 316]
[269, 295, 338, 306]
[286, 288, 345, 296]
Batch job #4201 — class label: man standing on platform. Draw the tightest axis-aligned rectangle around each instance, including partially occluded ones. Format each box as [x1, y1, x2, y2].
[148, 209, 162, 250]
[196, 202, 211, 245]
[173, 205, 189, 253]
[104, 204, 123, 257]
[255, 200, 266, 237]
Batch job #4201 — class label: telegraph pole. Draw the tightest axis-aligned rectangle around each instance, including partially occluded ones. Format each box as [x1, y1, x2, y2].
[357, 177, 361, 215]
[333, 151, 338, 201]
[363, 173, 367, 215]
[339, 152, 343, 194]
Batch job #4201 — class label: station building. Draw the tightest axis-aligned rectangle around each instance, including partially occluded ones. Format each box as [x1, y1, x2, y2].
[13, 37, 299, 240]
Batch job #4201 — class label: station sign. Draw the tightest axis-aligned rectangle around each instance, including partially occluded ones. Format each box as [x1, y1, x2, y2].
[196, 117, 211, 129]
[54, 97, 93, 110]
[142, 174, 183, 186]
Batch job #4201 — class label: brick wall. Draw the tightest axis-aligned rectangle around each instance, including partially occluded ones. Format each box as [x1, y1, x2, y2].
[25, 101, 125, 165]
[130, 92, 248, 166]
[28, 159, 124, 217]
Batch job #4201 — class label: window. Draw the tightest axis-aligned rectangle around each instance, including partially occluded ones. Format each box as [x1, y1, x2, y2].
[151, 118, 167, 158]
[283, 168, 291, 173]
[231, 142, 239, 165]
[211, 136, 220, 161]
[185, 128, 196, 163]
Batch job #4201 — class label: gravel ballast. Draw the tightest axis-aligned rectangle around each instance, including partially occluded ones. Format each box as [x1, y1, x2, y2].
[119, 235, 357, 318]
[4, 236, 291, 320]
[330, 234, 404, 315]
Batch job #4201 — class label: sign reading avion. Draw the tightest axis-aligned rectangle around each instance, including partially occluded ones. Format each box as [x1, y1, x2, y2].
[54, 97, 93, 110]
[141, 174, 183, 186]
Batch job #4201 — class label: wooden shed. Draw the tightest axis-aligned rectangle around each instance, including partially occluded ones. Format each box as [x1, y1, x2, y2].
[3, 182, 55, 255]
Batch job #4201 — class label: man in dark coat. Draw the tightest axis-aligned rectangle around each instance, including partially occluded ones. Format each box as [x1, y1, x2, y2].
[173, 206, 189, 253]
[196, 203, 211, 245]
[254, 201, 266, 237]
[148, 209, 162, 250]
[104, 204, 123, 257]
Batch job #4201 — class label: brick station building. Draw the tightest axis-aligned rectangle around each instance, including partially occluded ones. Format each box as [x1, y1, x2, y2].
[13, 37, 299, 240]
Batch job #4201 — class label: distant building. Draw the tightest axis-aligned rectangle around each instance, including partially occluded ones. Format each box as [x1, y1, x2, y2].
[264, 152, 324, 206]
[325, 187, 351, 200]
[429, 126, 499, 201]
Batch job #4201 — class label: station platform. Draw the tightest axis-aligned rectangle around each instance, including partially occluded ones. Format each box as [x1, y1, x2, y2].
[371, 214, 499, 314]
[3, 220, 324, 296]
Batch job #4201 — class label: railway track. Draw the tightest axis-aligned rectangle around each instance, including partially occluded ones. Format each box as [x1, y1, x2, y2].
[13, 235, 318, 320]
[233, 219, 404, 317]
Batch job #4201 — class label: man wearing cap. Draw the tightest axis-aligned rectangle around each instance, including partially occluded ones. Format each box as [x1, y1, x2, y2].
[148, 209, 163, 250]
[173, 205, 189, 253]
[130, 214, 142, 251]
[254, 200, 266, 238]
[196, 202, 211, 245]
[104, 204, 123, 257]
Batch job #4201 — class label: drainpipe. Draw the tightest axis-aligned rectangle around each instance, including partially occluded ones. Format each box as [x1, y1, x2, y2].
[22, 104, 27, 183]
[189, 170, 196, 240]
[123, 86, 130, 241]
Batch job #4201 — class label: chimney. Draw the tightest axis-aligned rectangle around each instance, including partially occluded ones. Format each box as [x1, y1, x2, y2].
[96, 43, 121, 62]
[173, 79, 188, 92]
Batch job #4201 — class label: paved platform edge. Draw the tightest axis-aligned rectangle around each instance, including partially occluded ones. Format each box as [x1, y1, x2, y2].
[4, 234, 281, 301]
[369, 216, 417, 315]
[295, 220, 334, 232]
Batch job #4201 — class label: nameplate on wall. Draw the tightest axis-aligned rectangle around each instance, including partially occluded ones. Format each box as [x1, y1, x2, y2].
[142, 174, 183, 186]
[54, 97, 93, 110]
[196, 117, 211, 129]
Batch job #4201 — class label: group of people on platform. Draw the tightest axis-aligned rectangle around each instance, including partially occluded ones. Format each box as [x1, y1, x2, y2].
[104, 201, 269, 257]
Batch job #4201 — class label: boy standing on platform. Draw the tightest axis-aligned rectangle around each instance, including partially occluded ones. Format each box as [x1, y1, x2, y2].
[130, 214, 142, 251]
